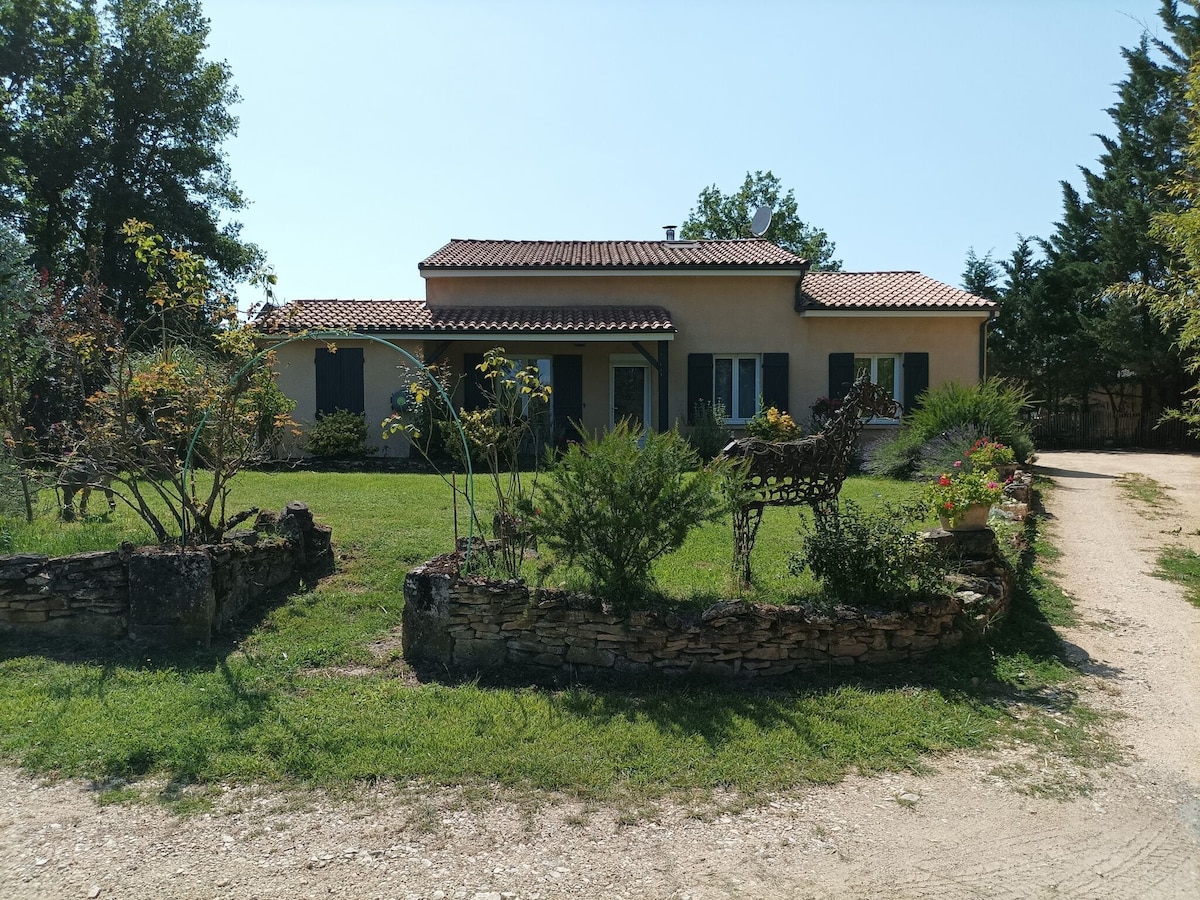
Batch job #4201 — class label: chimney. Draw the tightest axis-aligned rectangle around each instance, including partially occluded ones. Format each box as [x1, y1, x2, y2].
[663, 225, 676, 241]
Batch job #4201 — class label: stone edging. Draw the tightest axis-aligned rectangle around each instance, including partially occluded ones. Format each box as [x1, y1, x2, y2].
[403, 528, 1013, 679]
[0, 502, 333, 649]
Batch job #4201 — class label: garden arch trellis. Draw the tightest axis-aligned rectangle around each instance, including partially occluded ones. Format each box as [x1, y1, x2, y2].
[182, 330, 476, 559]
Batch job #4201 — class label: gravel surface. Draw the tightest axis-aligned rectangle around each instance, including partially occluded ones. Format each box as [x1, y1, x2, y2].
[2, 449, 1199, 899]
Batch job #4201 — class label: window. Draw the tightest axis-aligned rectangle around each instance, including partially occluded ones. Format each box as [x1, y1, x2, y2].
[715, 354, 760, 423]
[854, 354, 901, 421]
[829, 352, 927, 415]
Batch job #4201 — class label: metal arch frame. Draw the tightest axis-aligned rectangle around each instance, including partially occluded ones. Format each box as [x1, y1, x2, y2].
[181, 331, 475, 564]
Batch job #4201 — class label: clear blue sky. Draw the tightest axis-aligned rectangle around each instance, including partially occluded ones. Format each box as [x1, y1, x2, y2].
[201, 0, 1167, 305]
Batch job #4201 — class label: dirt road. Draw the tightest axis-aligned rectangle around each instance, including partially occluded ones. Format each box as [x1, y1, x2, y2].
[2, 450, 1198, 899]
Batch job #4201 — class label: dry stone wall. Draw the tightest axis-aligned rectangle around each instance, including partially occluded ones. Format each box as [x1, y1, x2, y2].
[0, 502, 332, 648]
[404, 529, 1013, 679]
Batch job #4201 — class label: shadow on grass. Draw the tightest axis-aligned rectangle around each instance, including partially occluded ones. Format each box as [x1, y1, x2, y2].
[405, 506, 1095, 759]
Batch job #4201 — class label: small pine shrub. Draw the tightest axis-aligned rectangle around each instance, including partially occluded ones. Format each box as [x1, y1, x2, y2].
[788, 500, 950, 611]
[532, 422, 731, 608]
[688, 401, 730, 462]
[307, 409, 375, 459]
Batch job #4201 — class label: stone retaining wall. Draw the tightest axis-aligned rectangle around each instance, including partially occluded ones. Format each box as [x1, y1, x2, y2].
[403, 528, 1013, 679]
[0, 502, 333, 648]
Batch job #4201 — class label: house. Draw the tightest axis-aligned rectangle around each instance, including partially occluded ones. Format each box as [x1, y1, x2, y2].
[263, 237, 996, 455]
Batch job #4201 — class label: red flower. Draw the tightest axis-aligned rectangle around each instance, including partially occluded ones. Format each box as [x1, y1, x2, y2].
[938, 474, 952, 486]
[943, 501, 955, 510]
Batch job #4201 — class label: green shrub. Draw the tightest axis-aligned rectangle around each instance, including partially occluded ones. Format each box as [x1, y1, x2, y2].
[307, 409, 375, 459]
[867, 380, 1034, 479]
[907, 379, 1034, 462]
[788, 500, 950, 611]
[913, 425, 986, 478]
[532, 422, 730, 607]
[688, 400, 729, 462]
[864, 428, 924, 479]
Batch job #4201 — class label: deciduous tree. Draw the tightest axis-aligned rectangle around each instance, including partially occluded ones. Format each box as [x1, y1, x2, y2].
[0, 0, 261, 332]
[681, 170, 841, 270]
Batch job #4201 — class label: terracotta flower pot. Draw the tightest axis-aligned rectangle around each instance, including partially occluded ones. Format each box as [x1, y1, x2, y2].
[939, 502, 991, 532]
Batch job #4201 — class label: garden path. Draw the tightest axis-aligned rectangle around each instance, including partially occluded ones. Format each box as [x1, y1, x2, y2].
[2, 451, 1199, 899]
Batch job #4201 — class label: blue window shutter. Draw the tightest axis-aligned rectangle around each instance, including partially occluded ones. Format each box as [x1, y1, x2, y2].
[315, 347, 364, 416]
[687, 353, 714, 424]
[903, 352, 929, 413]
[828, 352, 855, 400]
[552, 354, 583, 444]
[462, 353, 485, 411]
[761, 353, 789, 412]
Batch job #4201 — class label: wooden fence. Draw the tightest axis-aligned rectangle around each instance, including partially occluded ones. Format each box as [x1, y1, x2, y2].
[1028, 410, 1200, 451]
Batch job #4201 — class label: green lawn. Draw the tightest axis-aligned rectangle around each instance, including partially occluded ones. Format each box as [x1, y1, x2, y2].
[0, 469, 1105, 806]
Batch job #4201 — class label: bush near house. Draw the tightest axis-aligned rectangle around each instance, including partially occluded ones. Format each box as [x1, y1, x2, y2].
[530, 422, 732, 607]
[867, 379, 1035, 479]
[307, 409, 375, 459]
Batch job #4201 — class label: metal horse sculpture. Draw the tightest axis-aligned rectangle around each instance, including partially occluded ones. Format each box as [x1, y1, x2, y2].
[59, 444, 116, 521]
[719, 375, 903, 586]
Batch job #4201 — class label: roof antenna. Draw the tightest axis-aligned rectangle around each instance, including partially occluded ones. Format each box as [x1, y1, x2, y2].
[750, 205, 773, 237]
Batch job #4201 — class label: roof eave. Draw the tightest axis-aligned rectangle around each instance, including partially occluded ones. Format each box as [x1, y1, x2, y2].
[419, 265, 808, 279]
[797, 307, 996, 318]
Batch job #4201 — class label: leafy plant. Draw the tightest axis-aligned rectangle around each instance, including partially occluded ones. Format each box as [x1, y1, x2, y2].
[907, 379, 1035, 462]
[966, 437, 1016, 470]
[384, 347, 552, 578]
[73, 221, 293, 545]
[688, 400, 729, 462]
[788, 500, 950, 611]
[744, 405, 801, 441]
[924, 468, 1004, 526]
[0, 226, 50, 523]
[307, 409, 374, 459]
[531, 422, 731, 607]
[912, 425, 986, 479]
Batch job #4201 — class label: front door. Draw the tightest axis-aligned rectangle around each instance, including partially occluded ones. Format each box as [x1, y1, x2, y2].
[610, 358, 650, 429]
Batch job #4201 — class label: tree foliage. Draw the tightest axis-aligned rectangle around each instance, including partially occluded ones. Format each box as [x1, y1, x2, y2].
[0, 225, 49, 521]
[77, 220, 292, 544]
[975, 3, 1200, 420]
[1124, 57, 1200, 435]
[681, 170, 841, 270]
[0, 0, 260, 331]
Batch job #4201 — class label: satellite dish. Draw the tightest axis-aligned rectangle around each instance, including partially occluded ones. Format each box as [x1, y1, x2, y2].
[750, 204, 773, 237]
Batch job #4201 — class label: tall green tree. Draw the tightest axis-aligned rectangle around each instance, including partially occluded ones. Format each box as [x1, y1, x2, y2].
[1029, 6, 1199, 419]
[979, 3, 1198, 420]
[0, 0, 260, 331]
[0, 225, 49, 521]
[1126, 57, 1200, 436]
[681, 170, 841, 270]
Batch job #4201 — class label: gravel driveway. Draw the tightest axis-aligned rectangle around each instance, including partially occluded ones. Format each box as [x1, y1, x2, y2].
[2, 450, 1199, 899]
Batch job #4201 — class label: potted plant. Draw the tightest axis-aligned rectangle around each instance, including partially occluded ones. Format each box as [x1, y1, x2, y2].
[966, 438, 1017, 479]
[925, 467, 1005, 531]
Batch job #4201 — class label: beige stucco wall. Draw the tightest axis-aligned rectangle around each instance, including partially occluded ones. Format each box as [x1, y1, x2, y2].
[269, 337, 423, 457]
[268, 273, 989, 454]
[426, 272, 989, 431]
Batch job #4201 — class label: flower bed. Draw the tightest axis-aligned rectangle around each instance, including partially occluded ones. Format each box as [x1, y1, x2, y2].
[403, 528, 1012, 679]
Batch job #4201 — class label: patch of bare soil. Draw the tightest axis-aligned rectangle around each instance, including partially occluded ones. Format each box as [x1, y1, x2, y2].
[2, 450, 1199, 899]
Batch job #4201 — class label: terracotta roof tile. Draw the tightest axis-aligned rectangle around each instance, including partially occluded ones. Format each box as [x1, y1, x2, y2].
[798, 271, 996, 311]
[419, 239, 807, 270]
[261, 300, 675, 335]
